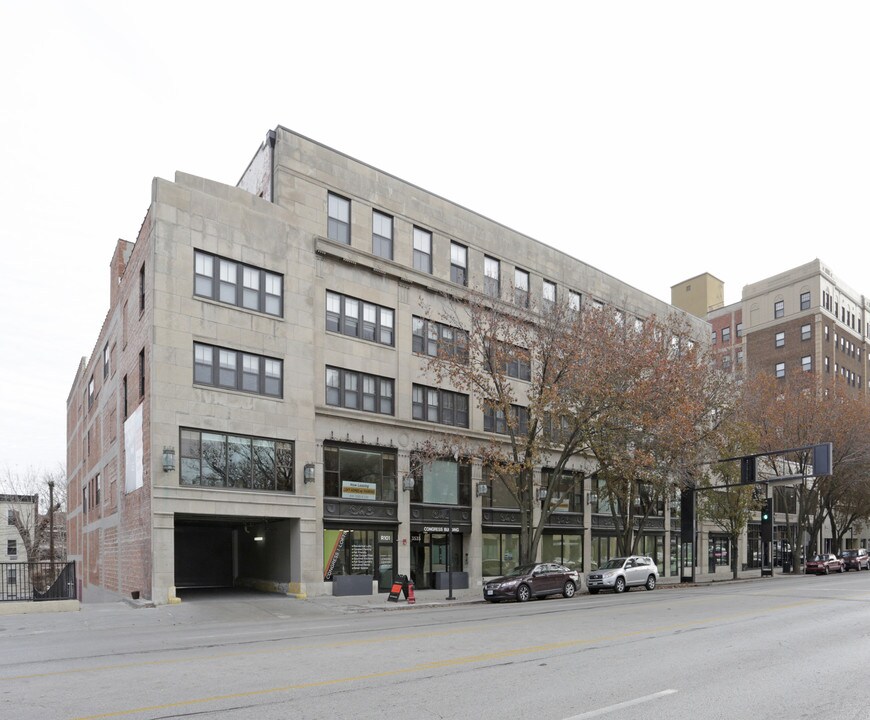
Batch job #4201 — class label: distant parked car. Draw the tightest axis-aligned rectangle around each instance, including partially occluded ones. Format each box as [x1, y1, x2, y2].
[839, 548, 870, 571]
[806, 553, 845, 575]
[483, 563, 579, 603]
[586, 556, 659, 594]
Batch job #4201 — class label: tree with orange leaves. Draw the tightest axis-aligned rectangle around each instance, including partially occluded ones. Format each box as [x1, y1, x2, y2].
[420, 290, 734, 563]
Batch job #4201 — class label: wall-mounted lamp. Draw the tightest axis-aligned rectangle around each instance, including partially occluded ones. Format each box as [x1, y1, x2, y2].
[537, 487, 548, 501]
[303, 463, 316, 483]
[402, 475, 415, 492]
[476, 481, 489, 497]
[586, 491, 598, 506]
[162, 446, 176, 472]
[253, 534, 265, 542]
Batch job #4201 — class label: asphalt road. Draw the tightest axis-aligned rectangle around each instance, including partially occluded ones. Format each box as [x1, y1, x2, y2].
[4, 573, 870, 720]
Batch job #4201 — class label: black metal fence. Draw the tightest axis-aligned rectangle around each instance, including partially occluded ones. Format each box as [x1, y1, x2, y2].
[0, 561, 77, 601]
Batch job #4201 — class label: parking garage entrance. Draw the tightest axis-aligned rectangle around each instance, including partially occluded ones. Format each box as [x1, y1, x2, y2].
[174, 514, 295, 592]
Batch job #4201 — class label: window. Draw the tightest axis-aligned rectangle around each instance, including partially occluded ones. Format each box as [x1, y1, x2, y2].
[194, 343, 283, 397]
[7, 568, 15, 586]
[775, 332, 785, 348]
[122, 375, 128, 418]
[797, 355, 812, 373]
[180, 429, 294, 491]
[326, 292, 394, 346]
[543, 280, 556, 307]
[88, 375, 95, 409]
[326, 367, 394, 415]
[409, 456, 472, 506]
[484, 256, 500, 298]
[514, 268, 529, 308]
[103, 343, 110, 378]
[801, 324, 811, 341]
[775, 362, 785, 378]
[774, 300, 784, 319]
[412, 317, 468, 361]
[372, 210, 393, 260]
[503, 344, 531, 381]
[139, 264, 145, 313]
[327, 192, 350, 244]
[541, 469, 583, 513]
[736, 322, 743, 337]
[736, 349, 744, 364]
[194, 250, 283, 316]
[94, 473, 101, 505]
[825, 356, 830, 372]
[711, 330, 717, 344]
[450, 242, 467, 286]
[800, 292, 810, 311]
[323, 444, 397, 502]
[7, 539, 16, 556]
[484, 404, 529, 435]
[722, 327, 731, 342]
[412, 385, 469, 427]
[569, 290, 581, 312]
[413, 227, 432, 273]
[481, 466, 521, 510]
[6, 509, 13, 525]
[138, 349, 145, 399]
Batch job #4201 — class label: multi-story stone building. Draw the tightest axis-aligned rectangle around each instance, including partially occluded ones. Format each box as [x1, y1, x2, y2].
[67, 127, 709, 604]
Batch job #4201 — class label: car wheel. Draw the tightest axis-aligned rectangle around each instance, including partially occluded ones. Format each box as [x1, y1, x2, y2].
[645, 575, 656, 591]
[839, 565, 845, 573]
[563, 581, 576, 598]
[588, 588, 599, 595]
[516, 584, 531, 602]
[614, 576, 626, 593]
[824, 566, 829, 575]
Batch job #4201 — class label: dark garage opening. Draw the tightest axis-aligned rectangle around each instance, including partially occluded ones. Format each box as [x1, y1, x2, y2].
[174, 515, 294, 594]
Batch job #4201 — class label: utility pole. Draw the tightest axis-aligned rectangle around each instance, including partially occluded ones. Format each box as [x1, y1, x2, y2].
[48, 479, 55, 575]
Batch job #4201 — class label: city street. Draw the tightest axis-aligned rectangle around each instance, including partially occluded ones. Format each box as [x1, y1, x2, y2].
[4, 573, 870, 720]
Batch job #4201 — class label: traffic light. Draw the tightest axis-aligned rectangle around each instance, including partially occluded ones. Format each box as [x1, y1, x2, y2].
[740, 456, 756, 484]
[761, 498, 773, 543]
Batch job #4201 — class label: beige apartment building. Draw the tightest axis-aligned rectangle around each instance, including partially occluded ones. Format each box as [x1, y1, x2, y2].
[67, 127, 710, 604]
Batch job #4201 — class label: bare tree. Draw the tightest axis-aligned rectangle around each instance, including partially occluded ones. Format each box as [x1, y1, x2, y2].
[0, 465, 66, 563]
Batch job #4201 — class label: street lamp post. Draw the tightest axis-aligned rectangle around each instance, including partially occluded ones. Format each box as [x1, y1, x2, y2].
[48, 480, 55, 575]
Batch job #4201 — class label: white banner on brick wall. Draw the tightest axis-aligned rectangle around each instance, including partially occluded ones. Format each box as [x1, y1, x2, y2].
[124, 404, 144, 493]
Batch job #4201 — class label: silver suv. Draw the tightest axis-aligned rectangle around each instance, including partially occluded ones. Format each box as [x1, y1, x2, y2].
[587, 555, 659, 594]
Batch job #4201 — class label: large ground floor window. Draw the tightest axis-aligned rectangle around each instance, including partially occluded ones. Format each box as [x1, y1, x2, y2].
[541, 532, 583, 572]
[323, 527, 395, 592]
[410, 531, 464, 589]
[323, 444, 397, 502]
[637, 534, 665, 574]
[482, 532, 519, 577]
[590, 534, 617, 572]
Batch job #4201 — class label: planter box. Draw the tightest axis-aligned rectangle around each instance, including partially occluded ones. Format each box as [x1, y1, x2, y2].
[433, 571, 469, 590]
[332, 574, 374, 596]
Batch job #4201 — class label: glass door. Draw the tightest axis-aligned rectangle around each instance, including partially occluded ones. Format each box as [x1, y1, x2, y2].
[376, 531, 394, 592]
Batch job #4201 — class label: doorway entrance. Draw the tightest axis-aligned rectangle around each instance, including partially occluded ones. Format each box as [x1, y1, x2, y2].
[410, 531, 463, 589]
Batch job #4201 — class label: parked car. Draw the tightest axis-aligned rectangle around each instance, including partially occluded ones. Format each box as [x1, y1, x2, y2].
[483, 563, 579, 602]
[586, 555, 659, 594]
[806, 553, 845, 575]
[839, 548, 870, 571]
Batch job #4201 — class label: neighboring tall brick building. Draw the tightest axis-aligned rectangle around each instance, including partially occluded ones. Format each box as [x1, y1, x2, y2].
[67, 127, 710, 604]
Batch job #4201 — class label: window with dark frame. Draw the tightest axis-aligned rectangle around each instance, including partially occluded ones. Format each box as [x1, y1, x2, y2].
[514, 268, 530, 308]
[569, 290, 581, 311]
[775, 362, 785, 378]
[543, 280, 556, 307]
[88, 375, 95, 409]
[139, 264, 145, 313]
[411, 316, 468, 361]
[325, 366, 394, 415]
[180, 428, 294, 492]
[483, 403, 529, 435]
[484, 256, 500, 298]
[409, 455, 472, 506]
[801, 356, 812, 372]
[327, 192, 351, 244]
[122, 375, 128, 417]
[138, 349, 145, 398]
[775, 332, 785, 348]
[194, 250, 283, 316]
[326, 291, 394, 346]
[7, 539, 16, 556]
[193, 343, 283, 397]
[412, 384, 469, 427]
[774, 300, 784, 318]
[372, 210, 393, 260]
[736, 322, 743, 337]
[450, 242, 467, 286]
[800, 292, 810, 311]
[722, 327, 731, 342]
[801, 324, 811, 341]
[323, 444, 397, 502]
[413, 227, 432, 273]
[103, 343, 110, 378]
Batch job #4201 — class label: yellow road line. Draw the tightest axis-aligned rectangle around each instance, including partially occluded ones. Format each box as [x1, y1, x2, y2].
[70, 597, 822, 720]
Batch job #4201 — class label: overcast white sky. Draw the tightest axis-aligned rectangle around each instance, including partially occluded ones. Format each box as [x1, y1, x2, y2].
[2, 2, 869, 476]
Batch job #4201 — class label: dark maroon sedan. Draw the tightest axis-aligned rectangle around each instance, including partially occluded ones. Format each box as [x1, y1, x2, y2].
[806, 553, 845, 575]
[840, 548, 870, 571]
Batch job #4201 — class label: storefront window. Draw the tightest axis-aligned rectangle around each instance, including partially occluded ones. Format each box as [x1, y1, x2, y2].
[323, 444, 397, 502]
[590, 534, 617, 571]
[482, 532, 519, 576]
[542, 532, 582, 572]
[323, 528, 395, 591]
[638, 534, 665, 573]
[481, 466, 520, 509]
[541, 469, 582, 513]
[410, 457, 471, 505]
